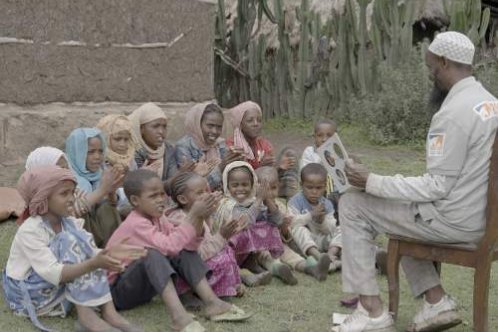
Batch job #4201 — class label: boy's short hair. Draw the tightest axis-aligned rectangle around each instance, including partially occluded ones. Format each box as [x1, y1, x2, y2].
[314, 119, 337, 131]
[255, 166, 278, 182]
[123, 169, 160, 201]
[300, 163, 327, 182]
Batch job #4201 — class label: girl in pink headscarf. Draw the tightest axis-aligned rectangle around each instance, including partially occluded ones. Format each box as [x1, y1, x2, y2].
[176, 102, 244, 191]
[225, 101, 276, 170]
[2, 166, 146, 332]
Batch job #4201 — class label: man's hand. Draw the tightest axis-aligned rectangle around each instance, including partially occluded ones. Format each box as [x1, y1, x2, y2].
[344, 159, 370, 190]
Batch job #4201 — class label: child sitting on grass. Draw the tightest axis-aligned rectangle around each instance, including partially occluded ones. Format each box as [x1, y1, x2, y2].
[65, 128, 124, 247]
[255, 166, 331, 282]
[165, 172, 245, 299]
[213, 161, 286, 286]
[300, 119, 338, 210]
[288, 163, 342, 272]
[300, 119, 337, 170]
[2, 166, 145, 332]
[106, 169, 251, 332]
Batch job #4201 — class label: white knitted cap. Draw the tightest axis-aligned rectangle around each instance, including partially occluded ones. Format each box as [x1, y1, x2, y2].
[428, 31, 475, 65]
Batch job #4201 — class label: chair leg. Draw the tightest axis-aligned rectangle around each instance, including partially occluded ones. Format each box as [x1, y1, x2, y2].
[433, 261, 441, 276]
[473, 261, 492, 332]
[387, 239, 401, 320]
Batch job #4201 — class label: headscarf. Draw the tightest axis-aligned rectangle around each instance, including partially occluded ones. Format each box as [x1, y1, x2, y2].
[213, 160, 258, 233]
[25, 146, 67, 170]
[17, 166, 76, 224]
[185, 102, 223, 161]
[96, 114, 135, 168]
[65, 128, 106, 193]
[222, 160, 258, 203]
[128, 103, 168, 177]
[229, 101, 262, 161]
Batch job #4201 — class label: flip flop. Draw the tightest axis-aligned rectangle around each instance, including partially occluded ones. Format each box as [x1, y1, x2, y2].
[208, 305, 253, 322]
[179, 321, 205, 332]
[74, 321, 121, 332]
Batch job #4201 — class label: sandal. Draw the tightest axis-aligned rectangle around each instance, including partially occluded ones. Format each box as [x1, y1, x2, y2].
[74, 321, 121, 332]
[179, 321, 205, 332]
[208, 305, 253, 322]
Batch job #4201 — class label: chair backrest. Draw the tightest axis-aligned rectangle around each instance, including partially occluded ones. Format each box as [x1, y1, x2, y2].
[479, 133, 498, 251]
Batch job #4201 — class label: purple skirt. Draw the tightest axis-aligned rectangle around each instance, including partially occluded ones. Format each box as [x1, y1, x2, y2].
[229, 221, 284, 265]
[175, 245, 241, 297]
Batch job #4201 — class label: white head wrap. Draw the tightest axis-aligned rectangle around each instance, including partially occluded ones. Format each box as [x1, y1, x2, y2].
[25, 146, 66, 170]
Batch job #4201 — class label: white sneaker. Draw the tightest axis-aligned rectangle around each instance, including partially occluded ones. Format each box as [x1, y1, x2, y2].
[407, 295, 462, 331]
[331, 302, 396, 332]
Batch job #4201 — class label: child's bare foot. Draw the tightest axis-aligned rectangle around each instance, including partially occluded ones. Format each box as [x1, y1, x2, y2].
[241, 253, 266, 274]
[236, 284, 246, 297]
[203, 298, 232, 317]
[241, 271, 272, 287]
[272, 262, 297, 285]
[76, 305, 117, 332]
[179, 291, 203, 312]
[171, 314, 195, 332]
[101, 302, 143, 332]
[305, 254, 330, 281]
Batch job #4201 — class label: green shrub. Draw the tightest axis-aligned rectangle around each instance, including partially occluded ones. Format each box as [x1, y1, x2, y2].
[336, 52, 498, 145]
[476, 62, 498, 97]
[336, 51, 434, 144]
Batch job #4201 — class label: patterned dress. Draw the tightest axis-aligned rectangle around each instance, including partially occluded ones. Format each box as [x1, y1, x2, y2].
[2, 217, 111, 331]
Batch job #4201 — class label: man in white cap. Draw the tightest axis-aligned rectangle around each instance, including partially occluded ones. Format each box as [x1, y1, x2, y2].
[332, 31, 498, 332]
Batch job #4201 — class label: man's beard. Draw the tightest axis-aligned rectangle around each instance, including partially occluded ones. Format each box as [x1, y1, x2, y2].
[429, 83, 449, 110]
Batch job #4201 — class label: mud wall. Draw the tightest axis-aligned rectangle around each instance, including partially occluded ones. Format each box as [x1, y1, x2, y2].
[0, 0, 216, 104]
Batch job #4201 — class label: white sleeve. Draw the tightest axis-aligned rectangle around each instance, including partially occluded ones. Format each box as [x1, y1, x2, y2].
[366, 173, 457, 202]
[300, 147, 321, 170]
[17, 227, 64, 286]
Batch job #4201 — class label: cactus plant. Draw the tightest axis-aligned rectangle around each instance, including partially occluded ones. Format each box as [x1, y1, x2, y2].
[444, 0, 490, 47]
[214, 0, 488, 120]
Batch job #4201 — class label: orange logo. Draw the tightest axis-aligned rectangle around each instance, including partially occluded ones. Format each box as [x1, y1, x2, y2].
[474, 101, 498, 121]
[428, 133, 445, 156]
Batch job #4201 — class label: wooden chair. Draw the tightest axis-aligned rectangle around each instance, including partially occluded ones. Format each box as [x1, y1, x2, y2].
[386, 133, 498, 332]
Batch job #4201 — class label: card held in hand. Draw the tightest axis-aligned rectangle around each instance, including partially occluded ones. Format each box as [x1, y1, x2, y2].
[316, 133, 350, 194]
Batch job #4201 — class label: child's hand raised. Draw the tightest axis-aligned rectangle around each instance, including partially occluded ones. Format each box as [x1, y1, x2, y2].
[256, 180, 273, 202]
[194, 159, 219, 177]
[92, 249, 125, 272]
[260, 154, 276, 167]
[178, 157, 197, 173]
[221, 148, 244, 171]
[141, 159, 161, 173]
[279, 215, 293, 237]
[106, 237, 147, 261]
[189, 192, 221, 221]
[100, 168, 117, 194]
[311, 203, 326, 224]
[110, 166, 125, 191]
[220, 216, 246, 240]
[255, 181, 266, 201]
[279, 154, 296, 170]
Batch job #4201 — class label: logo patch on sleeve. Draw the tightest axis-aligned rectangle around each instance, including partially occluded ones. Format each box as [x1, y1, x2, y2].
[473, 101, 498, 121]
[428, 133, 445, 156]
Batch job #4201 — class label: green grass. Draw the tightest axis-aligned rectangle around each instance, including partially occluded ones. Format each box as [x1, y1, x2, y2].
[1, 125, 497, 331]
